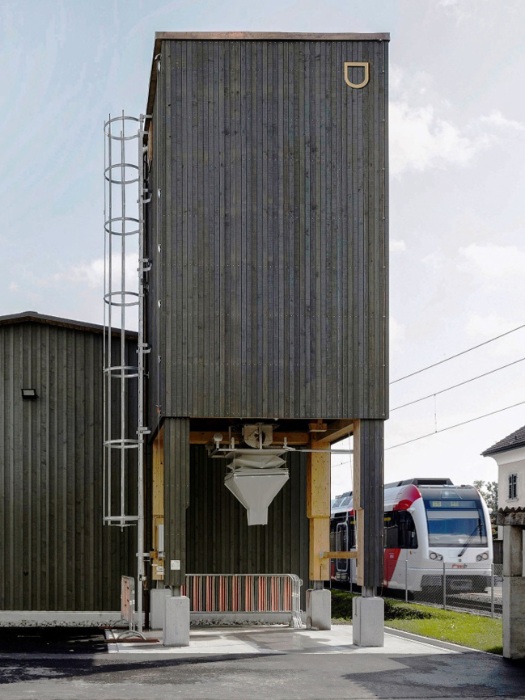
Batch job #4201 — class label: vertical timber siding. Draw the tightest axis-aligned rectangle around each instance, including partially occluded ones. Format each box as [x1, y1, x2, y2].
[146, 36, 388, 422]
[0, 320, 135, 611]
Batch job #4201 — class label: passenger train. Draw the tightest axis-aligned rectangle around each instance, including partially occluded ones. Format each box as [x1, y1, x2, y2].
[330, 478, 493, 593]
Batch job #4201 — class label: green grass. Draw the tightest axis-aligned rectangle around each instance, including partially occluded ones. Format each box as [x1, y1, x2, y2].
[330, 589, 503, 654]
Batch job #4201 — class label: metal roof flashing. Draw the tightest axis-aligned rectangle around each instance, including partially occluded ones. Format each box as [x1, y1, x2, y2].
[0, 311, 137, 338]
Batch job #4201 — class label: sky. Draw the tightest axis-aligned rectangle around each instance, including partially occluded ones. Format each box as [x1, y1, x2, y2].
[1, 0, 524, 498]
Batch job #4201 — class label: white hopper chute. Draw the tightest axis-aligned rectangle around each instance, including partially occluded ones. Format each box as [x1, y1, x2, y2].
[224, 448, 289, 526]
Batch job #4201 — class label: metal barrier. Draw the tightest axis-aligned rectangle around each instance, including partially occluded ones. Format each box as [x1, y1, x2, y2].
[181, 574, 303, 628]
[118, 575, 146, 639]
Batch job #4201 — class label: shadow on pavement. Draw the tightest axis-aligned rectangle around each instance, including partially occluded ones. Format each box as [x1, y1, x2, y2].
[0, 627, 108, 654]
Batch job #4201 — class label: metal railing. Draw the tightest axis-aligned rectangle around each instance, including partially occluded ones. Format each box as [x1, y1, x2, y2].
[181, 574, 303, 628]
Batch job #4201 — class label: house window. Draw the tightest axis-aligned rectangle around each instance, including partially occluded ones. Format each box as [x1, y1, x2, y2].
[508, 473, 518, 500]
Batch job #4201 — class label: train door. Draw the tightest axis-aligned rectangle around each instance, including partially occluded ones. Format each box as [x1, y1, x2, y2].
[335, 521, 349, 579]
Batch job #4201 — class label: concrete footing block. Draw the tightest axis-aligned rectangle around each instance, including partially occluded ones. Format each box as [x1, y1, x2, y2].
[163, 595, 190, 647]
[352, 595, 384, 647]
[150, 588, 171, 630]
[306, 588, 331, 630]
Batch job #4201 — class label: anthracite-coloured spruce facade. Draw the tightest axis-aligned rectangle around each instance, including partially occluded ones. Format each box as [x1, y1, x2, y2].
[145, 33, 388, 429]
[0, 312, 136, 612]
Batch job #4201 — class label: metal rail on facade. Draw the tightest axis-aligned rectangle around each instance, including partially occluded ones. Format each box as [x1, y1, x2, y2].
[103, 112, 149, 633]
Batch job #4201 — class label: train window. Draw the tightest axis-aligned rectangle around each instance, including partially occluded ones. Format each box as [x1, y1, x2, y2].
[425, 509, 487, 547]
[384, 510, 418, 549]
[384, 511, 398, 548]
[348, 517, 356, 549]
[398, 511, 418, 549]
[330, 515, 356, 551]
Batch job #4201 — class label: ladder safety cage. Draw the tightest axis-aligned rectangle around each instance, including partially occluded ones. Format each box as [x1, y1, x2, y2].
[103, 112, 150, 633]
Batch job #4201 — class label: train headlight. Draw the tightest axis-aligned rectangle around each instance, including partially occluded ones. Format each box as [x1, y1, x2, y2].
[429, 551, 443, 561]
[476, 552, 489, 561]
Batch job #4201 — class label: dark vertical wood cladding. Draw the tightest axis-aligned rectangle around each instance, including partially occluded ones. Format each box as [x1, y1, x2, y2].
[0, 320, 135, 611]
[187, 446, 309, 603]
[163, 418, 190, 588]
[146, 37, 388, 422]
[356, 419, 384, 588]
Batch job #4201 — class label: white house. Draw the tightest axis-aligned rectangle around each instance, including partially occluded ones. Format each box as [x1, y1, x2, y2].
[482, 425, 525, 511]
[483, 426, 525, 660]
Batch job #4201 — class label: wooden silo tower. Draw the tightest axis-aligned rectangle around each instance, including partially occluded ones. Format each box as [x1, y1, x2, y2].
[143, 32, 388, 636]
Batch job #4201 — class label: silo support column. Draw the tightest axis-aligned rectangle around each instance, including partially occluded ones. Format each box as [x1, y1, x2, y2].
[163, 418, 191, 646]
[352, 419, 384, 647]
[306, 440, 331, 629]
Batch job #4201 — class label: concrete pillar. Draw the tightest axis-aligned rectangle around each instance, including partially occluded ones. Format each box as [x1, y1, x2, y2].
[164, 595, 190, 646]
[352, 420, 385, 647]
[352, 594, 384, 647]
[502, 524, 525, 659]
[306, 588, 331, 630]
[150, 588, 171, 630]
[503, 524, 524, 577]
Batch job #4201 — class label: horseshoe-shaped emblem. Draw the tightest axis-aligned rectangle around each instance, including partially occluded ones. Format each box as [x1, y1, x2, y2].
[343, 62, 370, 89]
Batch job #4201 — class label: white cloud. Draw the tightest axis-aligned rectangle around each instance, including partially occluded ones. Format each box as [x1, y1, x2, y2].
[50, 254, 139, 292]
[434, 0, 476, 23]
[465, 314, 525, 361]
[480, 110, 525, 132]
[390, 239, 406, 252]
[422, 251, 446, 270]
[390, 101, 493, 176]
[390, 316, 406, 353]
[466, 314, 519, 340]
[459, 243, 525, 278]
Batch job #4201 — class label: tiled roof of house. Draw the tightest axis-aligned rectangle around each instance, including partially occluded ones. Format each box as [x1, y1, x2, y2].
[482, 425, 525, 456]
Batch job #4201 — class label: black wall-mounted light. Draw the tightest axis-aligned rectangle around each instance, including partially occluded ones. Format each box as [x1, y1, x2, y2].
[21, 388, 38, 400]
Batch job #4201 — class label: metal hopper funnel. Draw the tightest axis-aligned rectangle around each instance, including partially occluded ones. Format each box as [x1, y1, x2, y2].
[224, 448, 289, 525]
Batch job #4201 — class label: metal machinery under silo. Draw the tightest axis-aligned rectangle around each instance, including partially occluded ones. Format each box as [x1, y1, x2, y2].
[106, 32, 389, 642]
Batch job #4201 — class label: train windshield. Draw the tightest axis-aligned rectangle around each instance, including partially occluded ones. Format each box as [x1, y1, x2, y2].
[423, 496, 488, 548]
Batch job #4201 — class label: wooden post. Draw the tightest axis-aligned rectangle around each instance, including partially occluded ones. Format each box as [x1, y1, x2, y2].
[164, 418, 190, 592]
[353, 419, 384, 590]
[307, 437, 331, 582]
[151, 426, 165, 581]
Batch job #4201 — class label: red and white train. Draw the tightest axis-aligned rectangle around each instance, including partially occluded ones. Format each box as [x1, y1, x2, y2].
[330, 478, 493, 593]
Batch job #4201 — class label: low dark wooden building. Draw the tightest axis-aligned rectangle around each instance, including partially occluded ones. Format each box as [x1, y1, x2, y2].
[0, 312, 136, 618]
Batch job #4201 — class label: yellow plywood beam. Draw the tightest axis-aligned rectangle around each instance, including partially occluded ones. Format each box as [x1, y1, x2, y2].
[320, 551, 358, 559]
[314, 420, 354, 445]
[307, 438, 331, 581]
[151, 426, 165, 581]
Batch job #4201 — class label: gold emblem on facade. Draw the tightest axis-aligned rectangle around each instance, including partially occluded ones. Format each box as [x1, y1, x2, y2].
[343, 62, 370, 89]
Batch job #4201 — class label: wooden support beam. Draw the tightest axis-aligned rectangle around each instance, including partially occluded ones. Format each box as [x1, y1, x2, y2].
[354, 419, 384, 589]
[307, 438, 331, 581]
[314, 420, 354, 445]
[164, 419, 190, 590]
[320, 551, 358, 559]
[151, 426, 165, 581]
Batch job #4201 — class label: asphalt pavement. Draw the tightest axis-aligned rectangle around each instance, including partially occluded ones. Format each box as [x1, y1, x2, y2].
[0, 624, 524, 699]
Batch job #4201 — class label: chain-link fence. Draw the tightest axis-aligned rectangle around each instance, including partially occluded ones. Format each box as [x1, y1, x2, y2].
[395, 563, 503, 617]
